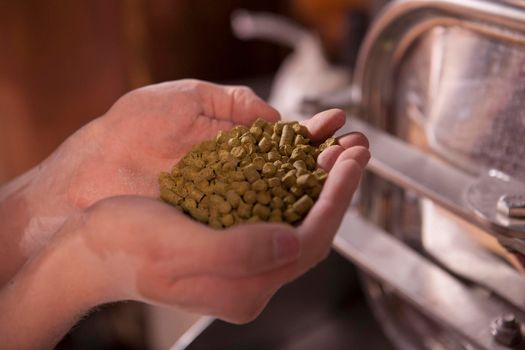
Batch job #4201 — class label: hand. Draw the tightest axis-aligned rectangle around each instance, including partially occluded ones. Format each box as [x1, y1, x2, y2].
[49, 128, 369, 324]
[0, 78, 370, 348]
[0, 80, 280, 282]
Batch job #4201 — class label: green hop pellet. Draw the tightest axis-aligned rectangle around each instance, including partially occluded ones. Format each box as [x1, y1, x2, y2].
[292, 195, 314, 215]
[159, 118, 342, 228]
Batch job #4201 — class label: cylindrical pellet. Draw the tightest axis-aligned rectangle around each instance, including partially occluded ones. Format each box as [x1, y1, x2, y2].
[297, 174, 318, 188]
[270, 196, 283, 209]
[282, 170, 297, 188]
[232, 181, 250, 195]
[225, 190, 241, 208]
[294, 134, 307, 145]
[271, 186, 288, 198]
[217, 200, 232, 214]
[293, 160, 307, 171]
[160, 189, 182, 206]
[279, 124, 295, 147]
[243, 190, 257, 204]
[237, 201, 252, 219]
[292, 195, 314, 215]
[284, 208, 301, 223]
[231, 146, 246, 159]
[267, 150, 281, 162]
[221, 213, 234, 227]
[251, 179, 268, 192]
[189, 188, 204, 202]
[289, 186, 303, 197]
[292, 123, 308, 137]
[267, 177, 281, 188]
[242, 164, 260, 183]
[256, 191, 272, 205]
[283, 194, 296, 205]
[253, 204, 271, 220]
[228, 137, 241, 148]
[213, 182, 228, 195]
[190, 207, 209, 223]
[159, 117, 339, 229]
[182, 198, 197, 211]
[258, 137, 272, 153]
[262, 163, 277, 177]
[250, 126, 263, 140]
[305, 155, 316, 170]
[240, 133, 256, 145]
[252, 156, 265, 170]
[290, 148, 305, 162]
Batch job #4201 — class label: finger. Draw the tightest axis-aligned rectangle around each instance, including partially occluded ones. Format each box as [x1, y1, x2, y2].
[160, 222, 301, 279]
[206, 223, 300, 277]
[337, 132, 369, 149]
[302, 109, 345, 142]
[150, 274, 276, 324]
[316, 145, 345, 171]
[300, 147, 370, 245]
[194, 80, 280, 125]
[338, 145, 370, 169]
[317, 144, 370, 172]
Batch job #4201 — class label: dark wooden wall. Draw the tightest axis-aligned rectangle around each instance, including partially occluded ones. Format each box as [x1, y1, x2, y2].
[0, 0, 290, 183]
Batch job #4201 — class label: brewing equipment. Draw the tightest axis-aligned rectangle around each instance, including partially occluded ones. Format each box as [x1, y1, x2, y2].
[334, 1, 525, 348]
[176, 1, 525, 348]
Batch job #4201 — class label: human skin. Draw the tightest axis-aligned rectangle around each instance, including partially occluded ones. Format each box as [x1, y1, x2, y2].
[0, 80, 369, 349]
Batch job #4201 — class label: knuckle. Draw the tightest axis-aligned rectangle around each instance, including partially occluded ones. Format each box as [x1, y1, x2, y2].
[232, 85, 256, 99]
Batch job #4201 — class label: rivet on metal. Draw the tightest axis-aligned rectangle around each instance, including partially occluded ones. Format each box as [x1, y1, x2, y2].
[497, 195, 525, 219]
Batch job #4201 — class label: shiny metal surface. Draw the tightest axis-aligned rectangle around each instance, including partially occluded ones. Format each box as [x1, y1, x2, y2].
[348, 0, 525, 348]
[466, 171, 525, 234]
[171, 317, 214, 350]
[491, 314, 523, 347]
[354, 1, 525, 179]
[335, 209, 525, 350]
[422, 200, 525, 310]
[343, 116, 525, 241]
[498, 195, 525, 219]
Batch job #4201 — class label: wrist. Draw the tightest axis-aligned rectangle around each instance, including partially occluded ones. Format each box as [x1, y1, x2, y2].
[0, 226, 116, 349]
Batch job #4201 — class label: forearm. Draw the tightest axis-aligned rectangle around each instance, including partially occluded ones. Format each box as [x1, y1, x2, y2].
[0, 166, 41, 285]
[0, 152, 77, 285]
[0, 232, 111, 349]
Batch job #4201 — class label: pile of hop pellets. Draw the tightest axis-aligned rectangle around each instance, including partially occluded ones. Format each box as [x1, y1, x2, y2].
[159, 118, 336, 229]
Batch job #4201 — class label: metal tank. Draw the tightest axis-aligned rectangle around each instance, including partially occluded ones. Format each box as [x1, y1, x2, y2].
[333, 0, 525, 349]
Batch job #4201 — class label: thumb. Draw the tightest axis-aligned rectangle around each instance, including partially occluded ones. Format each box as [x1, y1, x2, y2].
[199, 223, 301, 278]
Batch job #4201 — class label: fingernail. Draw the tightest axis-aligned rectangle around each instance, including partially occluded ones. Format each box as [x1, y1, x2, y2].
[273, 231, 300, 264]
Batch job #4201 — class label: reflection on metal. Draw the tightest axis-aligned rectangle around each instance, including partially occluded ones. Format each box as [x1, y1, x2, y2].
[354, 0, 525, 180]
[344, 116, 525, 242]
[170, 317, 214, 350]
[335, 210, 525, 350]
[498, 195, 525, 220]
[491, 314, 523, 347]
[348, 0, 525, 348]
[422, 200, 525, 310]
[466, 172, 525, 234]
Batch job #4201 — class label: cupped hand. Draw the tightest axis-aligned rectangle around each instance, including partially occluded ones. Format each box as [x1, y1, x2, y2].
[16, 80, 278, 262]
[22, 80, 365, 255]
[58, 132, 369, 324]
[29, 80, 278, 212]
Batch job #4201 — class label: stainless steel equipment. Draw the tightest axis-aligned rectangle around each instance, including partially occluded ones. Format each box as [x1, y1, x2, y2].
[332, 0, 525, 349]
[176, 1, 525, 349]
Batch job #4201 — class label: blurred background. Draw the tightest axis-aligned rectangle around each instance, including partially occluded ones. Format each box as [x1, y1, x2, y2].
[0, 0, 373, 183]
[0, 1, 386, 349]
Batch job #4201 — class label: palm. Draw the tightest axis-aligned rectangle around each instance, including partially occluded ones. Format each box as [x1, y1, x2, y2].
[58, 80, 278, 209]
